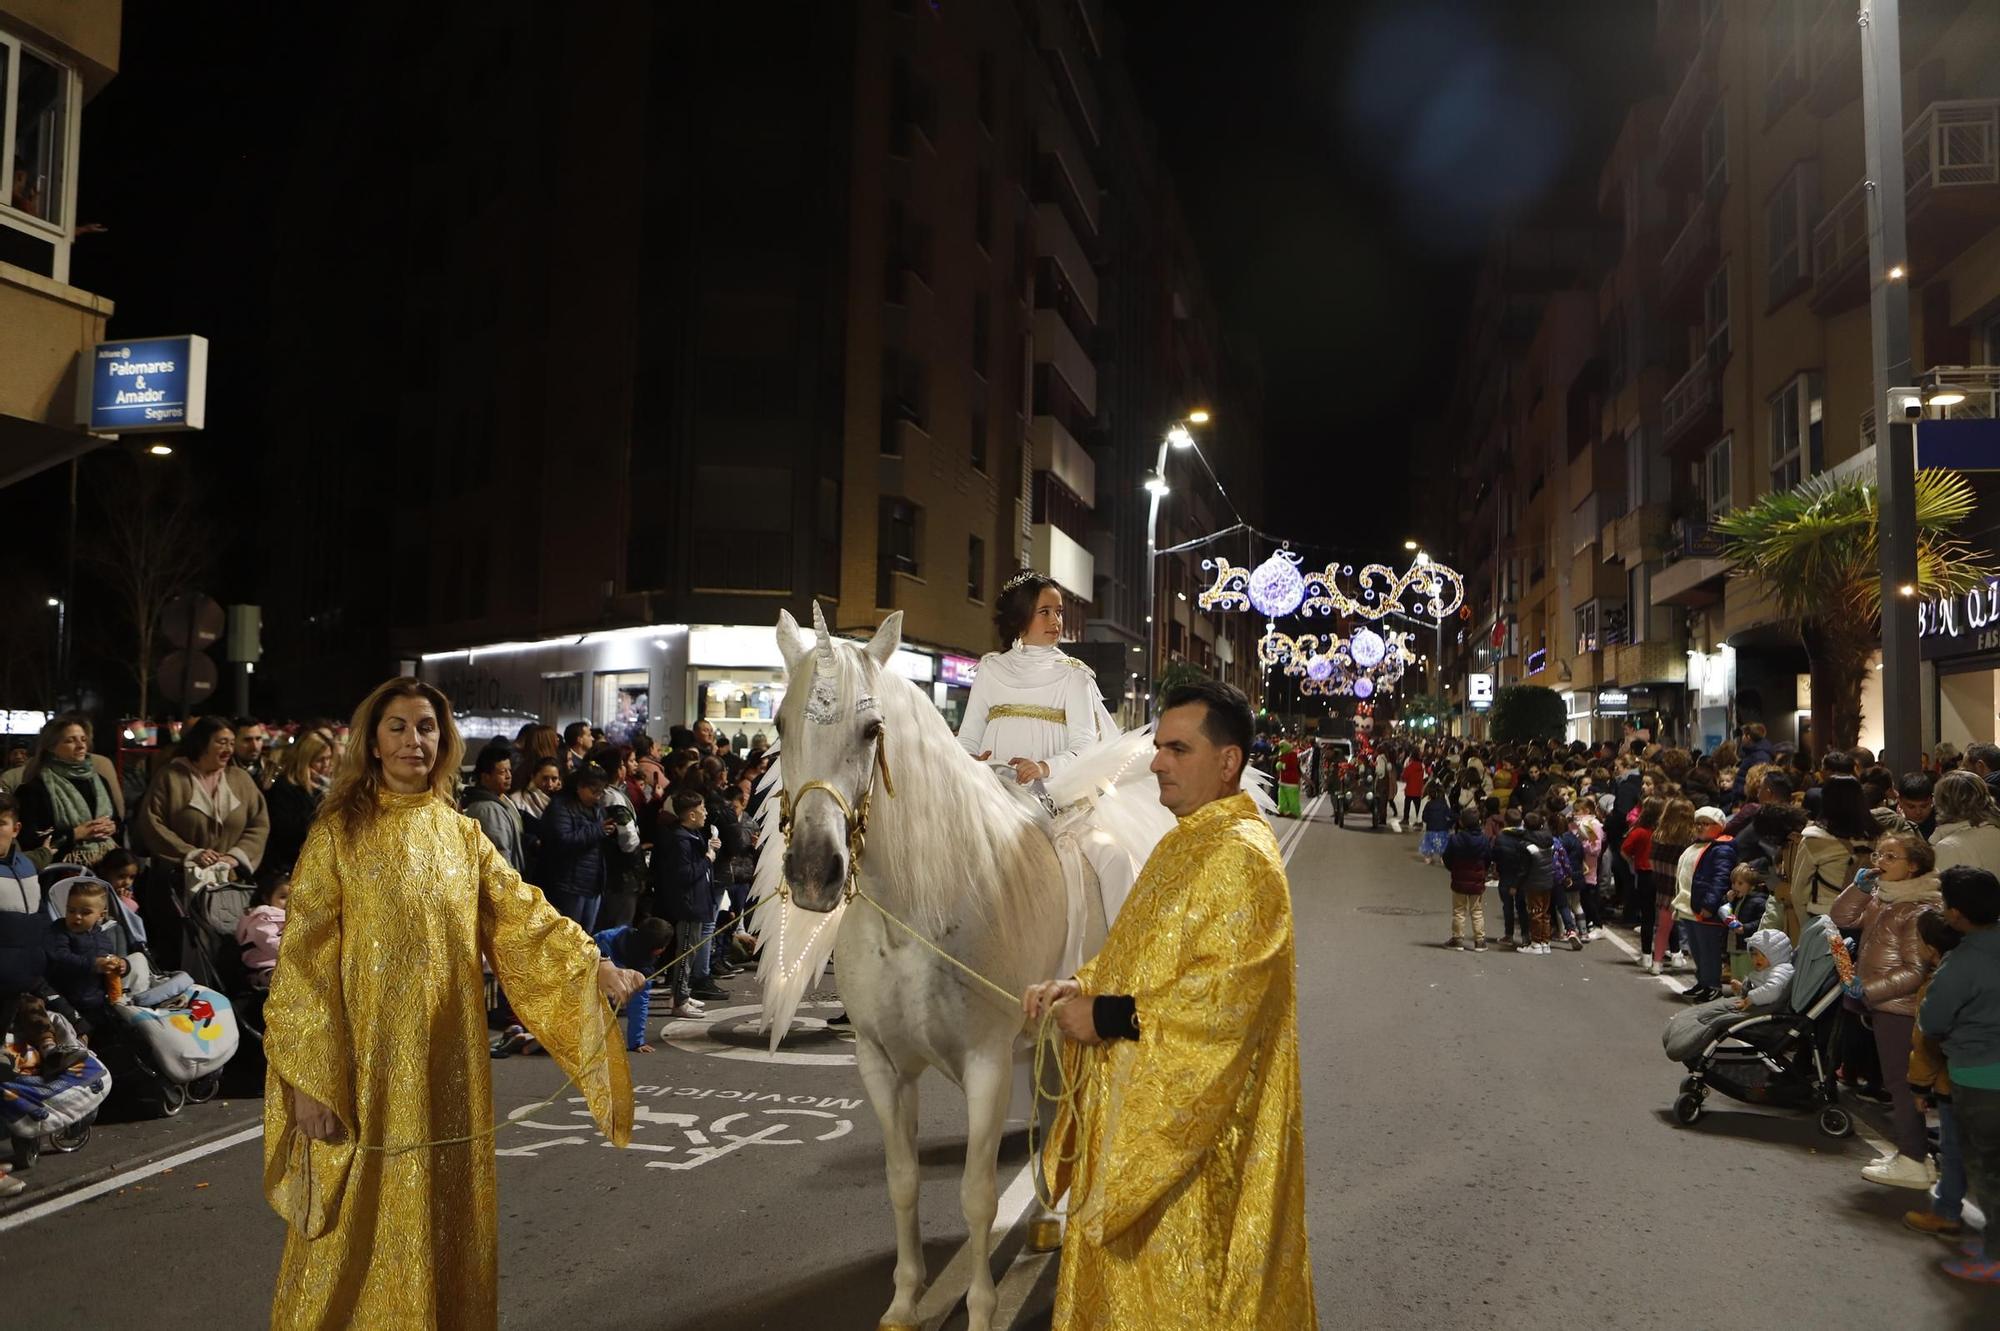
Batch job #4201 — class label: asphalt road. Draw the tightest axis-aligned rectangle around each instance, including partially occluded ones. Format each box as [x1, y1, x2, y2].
[5, 798, 1997, 1329]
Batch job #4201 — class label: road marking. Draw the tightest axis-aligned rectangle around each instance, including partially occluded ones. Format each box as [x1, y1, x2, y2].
[917, 1157, 1042, 1330]
[1277, 792, 1325, 865]
[661, 1001, 857, 1065]
[1595, 926, 1898, 1158]
[0, 1122, 264, 1234]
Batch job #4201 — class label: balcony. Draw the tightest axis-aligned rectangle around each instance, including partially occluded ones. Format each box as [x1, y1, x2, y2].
[1034, 201, 1098, 324]
[1657, 54, 1717, 189]
[1037, 0, 1101, 146]
[1603, 501, 1672, 567]
[1659, 195, 1718, 317]
[1809, 175, 1869, 314]
[1571, 491, 1601, 557]
[1032, 307, 1098, 415]
[1033, 521, 1095, 604]
[1037, 101, 1100, 236]
[1609, 638, 1691, 685]
[1652, 523, 1731, 607]
[1906, 99, 2000, 272]
[1661, 355, 1721, 455]
[1030, 412, 1096, 507]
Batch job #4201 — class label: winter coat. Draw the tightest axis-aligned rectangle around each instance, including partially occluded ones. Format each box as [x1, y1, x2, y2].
[1492, 827, 1535, 889]
[1609, 772, 1644, 839]
[1402, 760, 1426, 798]
[1621, 824, 1654, 874]
[0, 846, 45, 993]
[137, 760, 270, 874]
[706, 792, 752, 882]
[1930, 819, 2000, 877]
[1831, 874, 1943, 1017]
[1574, 816, 1605, 885]
[535, 793, 608, 899]
[44, 916, 117, 1015]
[1788, 826, 1871, 920]
[235, 903, 286, 977]
[1443, 830, 1491, 894]
[13, 766, 120, 859]
[1909, 969, 1953, 1098]
[651, 825, 715, 924]
[1733, 739, 1775, 798]
[462, 785, 527, 875]
[1520, 830, 1555, 893]
[1921, 926, 2000, 1081]
[1688, 835, 1738, 920]
[263, 774, 322, 876]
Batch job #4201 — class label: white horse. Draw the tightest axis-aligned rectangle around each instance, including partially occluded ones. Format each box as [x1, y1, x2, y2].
[756, 606, 1101, 1331]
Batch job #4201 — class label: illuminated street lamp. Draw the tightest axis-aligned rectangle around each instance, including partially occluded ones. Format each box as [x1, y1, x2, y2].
[1145, 413, 1214, 714]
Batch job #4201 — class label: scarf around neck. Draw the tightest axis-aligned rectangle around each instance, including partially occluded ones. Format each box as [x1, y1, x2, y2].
[38, 755, 113, 863]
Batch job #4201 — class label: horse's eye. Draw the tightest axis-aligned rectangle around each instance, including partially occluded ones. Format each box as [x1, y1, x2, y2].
[863, 718, 883, 739]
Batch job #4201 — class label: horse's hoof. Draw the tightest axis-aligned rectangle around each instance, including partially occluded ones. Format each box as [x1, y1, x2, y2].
[1026, 1217, 1064, 1252]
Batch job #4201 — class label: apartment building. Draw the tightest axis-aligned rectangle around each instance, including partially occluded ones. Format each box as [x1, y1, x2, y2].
[0, 0, 118, 489]
[1440, 0, 2000, 750]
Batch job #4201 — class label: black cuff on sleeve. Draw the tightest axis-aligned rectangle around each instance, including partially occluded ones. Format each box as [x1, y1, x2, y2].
[1092, 994, 1140, 1042]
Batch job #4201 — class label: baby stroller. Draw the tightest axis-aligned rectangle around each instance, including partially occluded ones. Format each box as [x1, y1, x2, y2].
[2, 1041, 112, 1164]
[1669, 914, 1854, 1137]
[43, 868, 240, 1118]
[181, 863, 268, 1090]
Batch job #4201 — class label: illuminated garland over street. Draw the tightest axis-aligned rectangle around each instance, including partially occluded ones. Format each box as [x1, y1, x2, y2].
[1199, 550, 1464, 622]
[1260, 626, 1415, 698]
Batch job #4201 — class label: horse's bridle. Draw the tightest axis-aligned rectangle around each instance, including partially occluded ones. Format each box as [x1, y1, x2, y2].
[775, 727, 897, 904]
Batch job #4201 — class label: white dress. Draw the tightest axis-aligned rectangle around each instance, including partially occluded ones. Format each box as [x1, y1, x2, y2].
[956, 643, 1110, 781]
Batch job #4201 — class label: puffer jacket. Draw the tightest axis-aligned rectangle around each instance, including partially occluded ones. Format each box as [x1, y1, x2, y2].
[534, 793, 607, 898]
[1788, 826, 1868, 920]
[1830, 873, 1943, 1017]
[0, 846, 45, 992]
[1930, 819, 2000, 876]
[1688, 835, 1738, 919]
[1443, 830, 1491, 894]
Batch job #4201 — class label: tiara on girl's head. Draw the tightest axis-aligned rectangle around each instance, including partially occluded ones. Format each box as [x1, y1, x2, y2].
[1002, 570, 1044, 593]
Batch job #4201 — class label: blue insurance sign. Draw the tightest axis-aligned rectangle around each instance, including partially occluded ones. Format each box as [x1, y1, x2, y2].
[83, 335, 209, 433]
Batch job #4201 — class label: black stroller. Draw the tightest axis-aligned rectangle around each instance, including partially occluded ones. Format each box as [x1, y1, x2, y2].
[1669, 914, 1855, 1137]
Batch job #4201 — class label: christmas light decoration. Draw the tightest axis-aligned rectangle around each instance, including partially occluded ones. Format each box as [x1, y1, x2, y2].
[1352, 678, 1374, 699]
[1245, 550, 1306, 619]
[1349, 627, 1386, 669]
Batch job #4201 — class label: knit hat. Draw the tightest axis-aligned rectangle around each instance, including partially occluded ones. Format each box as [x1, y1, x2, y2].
[1746, 928, 1792, 968]
[1693, 805, 1726, 825]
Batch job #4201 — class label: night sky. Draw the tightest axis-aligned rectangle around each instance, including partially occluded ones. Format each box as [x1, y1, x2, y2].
[1115, 0, 1655, 558]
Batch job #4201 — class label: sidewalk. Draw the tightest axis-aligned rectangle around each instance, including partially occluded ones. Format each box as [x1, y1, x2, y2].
[0, 1092, 264, 1223]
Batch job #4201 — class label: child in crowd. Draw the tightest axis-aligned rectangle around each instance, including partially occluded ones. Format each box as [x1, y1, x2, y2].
[0, 993, 84, 1080]
[593, 917, 673, 1053]
[1441, 807, 1491, 952]
[1572, 796, 1606, 940]
[1519, 811, 1557, 955]
[1419, 775, 1455, 865]
[1492, 806, 1533, 947]
[236, 873, 291, 990]
[1906, 907, 1971, 1243]
[1551, 809, 1585, 950]
[1724, 929, 1793, 1011]
[96, 849, 142, 914]
[43, 877, 126, 1030]
[1920, 865, 2000, 1284]
[0, 793, 46, 1059]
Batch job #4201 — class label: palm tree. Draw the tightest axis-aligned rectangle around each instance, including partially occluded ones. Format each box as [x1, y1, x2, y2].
[1713, 468, 1992, 755]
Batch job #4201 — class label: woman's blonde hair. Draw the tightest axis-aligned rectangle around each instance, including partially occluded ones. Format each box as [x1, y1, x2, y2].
[1933, 769, 1998, 828]
[320, 677, 464, 834]
[1656, 797, 1697, 845]
[279, 731, 332, 791]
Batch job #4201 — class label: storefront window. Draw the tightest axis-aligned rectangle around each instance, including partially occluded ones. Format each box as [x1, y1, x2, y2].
[694, 668, 785, 731]
[541, 672, 585, 729]
[595, 670, 651, 744]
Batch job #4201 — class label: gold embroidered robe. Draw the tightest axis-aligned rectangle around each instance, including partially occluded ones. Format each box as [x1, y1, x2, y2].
[1045, 791, 1317, 1328]
[262, 791, 633, 1329]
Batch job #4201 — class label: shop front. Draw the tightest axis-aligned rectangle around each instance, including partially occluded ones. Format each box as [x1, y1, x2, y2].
[1924, 575, 2000, 748]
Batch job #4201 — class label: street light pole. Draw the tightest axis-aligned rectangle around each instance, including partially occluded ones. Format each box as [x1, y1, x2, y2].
[1143, 420, 1200, 721]
[1861, 0, 1920, 770]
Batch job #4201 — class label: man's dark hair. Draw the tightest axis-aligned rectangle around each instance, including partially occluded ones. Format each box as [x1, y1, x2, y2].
[1820, 749, 1856, 777]
[1160, 679, 1253, 764]
[634, 916, 674, 952]
[474, 742, 513, 777]
[1967, 741, 2000, 774]
[1940, 865, 2000, 926]
[671, 789, 707, 820]
[1898, 771, 1936, 801]
[566, 764, 610, 795]
[1523, 810, 1546, 832]
[562, 721, 591, 746]
[234, 716, 264, 732]
[1757, 771, 1796, 802]
[1817, 775, 1877, 840]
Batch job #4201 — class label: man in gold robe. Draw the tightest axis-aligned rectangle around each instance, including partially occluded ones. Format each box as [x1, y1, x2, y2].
[1025, 678, 1317, 1328]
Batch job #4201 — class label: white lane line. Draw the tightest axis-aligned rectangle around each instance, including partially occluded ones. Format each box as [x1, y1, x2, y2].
[1595, 926, 1898, 1159]
[0, 1123, 265, 1234]
[918, 1157, 1042, 1329]
[1277, 793, 1325, 865]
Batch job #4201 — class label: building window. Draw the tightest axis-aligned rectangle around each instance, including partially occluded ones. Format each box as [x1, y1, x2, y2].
[1704, 263, 1730, 366]
[880, 349, 928, 452]
[877, 498, 922, 607]
[1575, 601, 1599, 656]
[1767, 372, 1824, 492]
[970, 402, 988, 473]
[0, 34, 73, 231]
[1700, 103, 1728, 197]
[974, 168, 993, 252]
[1763, 0, 1806, 123]
[1703, 434, 1733, 519]
[968, 535, 985, 601]
[1765, 162, 1815, 307]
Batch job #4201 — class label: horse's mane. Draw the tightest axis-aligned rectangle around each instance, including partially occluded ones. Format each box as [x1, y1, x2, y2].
[835, 641, 1053, 941]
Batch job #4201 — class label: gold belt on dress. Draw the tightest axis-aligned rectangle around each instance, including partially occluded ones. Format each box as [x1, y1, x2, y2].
[988, 704, 1068, 724]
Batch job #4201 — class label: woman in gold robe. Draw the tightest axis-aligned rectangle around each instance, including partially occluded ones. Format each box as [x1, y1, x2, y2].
[262, 678, 643, 1329]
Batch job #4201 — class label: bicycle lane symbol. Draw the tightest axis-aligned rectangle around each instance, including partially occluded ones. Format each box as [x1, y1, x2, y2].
[498, 1095, 855, 1170]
